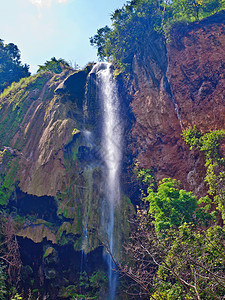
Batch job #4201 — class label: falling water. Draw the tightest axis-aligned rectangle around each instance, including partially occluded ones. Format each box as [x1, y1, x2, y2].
[90, 62, 122, 299]
[80, 130, 94, 272]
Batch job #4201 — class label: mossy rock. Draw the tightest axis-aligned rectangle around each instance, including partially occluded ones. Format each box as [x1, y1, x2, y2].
[56, 222, 72, 241]
[0, 150, 19, 206]
[17, 224, 57, 244]
[43, 247, 54, 259]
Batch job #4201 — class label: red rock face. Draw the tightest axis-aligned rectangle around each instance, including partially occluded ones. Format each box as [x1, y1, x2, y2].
[168, 22, 225, 132]
[130, 16, 225, 196]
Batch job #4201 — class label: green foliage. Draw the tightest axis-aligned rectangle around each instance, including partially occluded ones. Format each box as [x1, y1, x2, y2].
[0, 150, 19, 206]
[78, 270, 107, 298]
[0, 263, 7, 300]
[169, 0, 223, 22]
[124, 159, 224, 297]
[181, 125, 203, 150]
[90, 0, 225, 73]
[182, 126, 225, 161]
[145, 178, 198, 231]
[130, 127, 225, 296]
[91, 0, 162, 72]
[89, 270, 108, 290]
[0, 39, 30, 92]
[59, 271, 107, 299]
[126, 190, 225, 298]
[37, 57, 71, 74]
[135, 162, 155, 185]
[182, 127, 225, 221]
[90, 26, 111, 61]
[155, 224, 225, 299]
[10, 293, 23, 300]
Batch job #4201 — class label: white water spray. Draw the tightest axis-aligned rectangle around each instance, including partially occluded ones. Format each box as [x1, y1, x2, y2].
[91, 62, 122, 299]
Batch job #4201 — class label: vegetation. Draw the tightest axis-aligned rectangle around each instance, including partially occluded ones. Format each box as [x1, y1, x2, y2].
[0, 263, 7, 300]
[0, 40, 30, 92]
[0, 72, 51, 150]
[182, 127, 225, 221]
[113, 128, 225, 299]
[145, 178, 213, 232]
[1, 6, 225, 297]
[59, 271, 107, 299]
[90, 0, 225, 72]
[37, 57, 71, 73]
[117, 180, 224, 299]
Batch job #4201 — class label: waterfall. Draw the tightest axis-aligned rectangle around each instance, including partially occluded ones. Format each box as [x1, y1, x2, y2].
[90, 62, 122, 299]
[80, 129, 94, 270]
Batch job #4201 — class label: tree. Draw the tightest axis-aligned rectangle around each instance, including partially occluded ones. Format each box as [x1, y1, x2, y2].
[0, 214, 21, 284]
[90, 0, 225, 73]
[145, 178, 198, 231]
[37, 57, 71, 74]
[182, 127, 225, 222]
[112, 197, 224, 299]
[104, 166, 222, 299]
[0, 40, 30, 92]
[90, 26, 111, 61]
[90, 0, 163, 72]
[110, 127, 225, 298]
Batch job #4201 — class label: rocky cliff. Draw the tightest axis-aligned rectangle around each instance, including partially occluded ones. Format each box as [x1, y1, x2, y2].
[130, 11, 225, 197]
[0, 11, 225, 298]
[0, 63, 133, 298]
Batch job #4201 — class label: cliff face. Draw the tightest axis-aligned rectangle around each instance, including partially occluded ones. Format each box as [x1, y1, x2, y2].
[0, 65, 133, 297]
[0, 65, 114, 247]
[0, 70, 81, 197]
[1, 12, 225, 297]
[130, 12, 225, 196]
[168, 17, 225, 131]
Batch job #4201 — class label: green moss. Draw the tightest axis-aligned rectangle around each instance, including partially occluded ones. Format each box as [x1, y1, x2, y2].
[113, 194, 135, 261]
[0, 72, 50, 100]
[71, 205, 82, 235]
[3, 159, 19, 189]
[17, 224, 57, 244]
[56, 222, 72, 241]
[0, 154, 19, 206]
[57, 192, 83, 237]
[0, 72, 51, 149]
[74, 237, 82, 251]
[43, 247, 54, 258]
[79, 168, 103, 253]
[34, 219, 56, 229]
[64, 131, 81, 163]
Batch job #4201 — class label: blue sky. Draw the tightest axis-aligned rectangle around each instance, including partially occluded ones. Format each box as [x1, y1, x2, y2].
[1, 0, 126, 73]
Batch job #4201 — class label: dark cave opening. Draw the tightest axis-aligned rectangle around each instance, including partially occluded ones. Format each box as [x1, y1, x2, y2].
[18, 236, 107, 299]
[14, 188, 59, 223]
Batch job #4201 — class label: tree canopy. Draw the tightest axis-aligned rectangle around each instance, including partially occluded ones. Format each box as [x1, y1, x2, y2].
[37, 57, 71, 74]
[0, 40, 30, 92]
[114, 127, 225, 298]
[182, 127, 225, 221]
[145, 178, 198, 231]
[119, 165, 224, 298]
[90, 0, 225, 72]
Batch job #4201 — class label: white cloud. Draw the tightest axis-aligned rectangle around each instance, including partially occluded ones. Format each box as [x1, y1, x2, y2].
[29, 0, 51, 8]
[28, 0, 68, 8]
